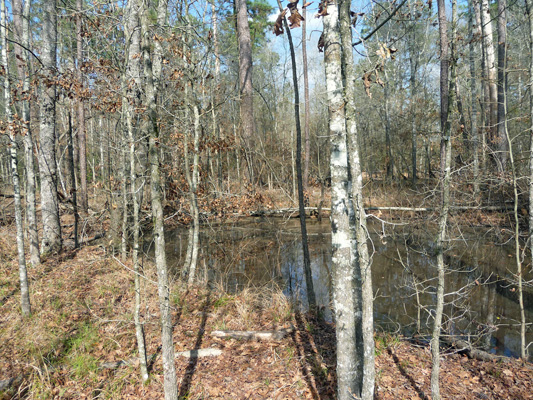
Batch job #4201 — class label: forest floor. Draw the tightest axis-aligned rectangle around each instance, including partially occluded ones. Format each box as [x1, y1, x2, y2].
[1, 222, 532, 399]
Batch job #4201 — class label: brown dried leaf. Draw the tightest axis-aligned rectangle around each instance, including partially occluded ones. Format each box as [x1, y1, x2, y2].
[273, 9, 287, 36]
[317, 0, 328, 17]
[362, 71, 373, 98]
[317, 32, 325, 52]
[287, 0, 299, 11]
[288, 9, 304, 28]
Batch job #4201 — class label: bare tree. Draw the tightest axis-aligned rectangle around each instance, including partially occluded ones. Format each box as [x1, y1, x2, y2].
[140, 1, 178, 398]
[38, 0, 62, 255]
[77, 0, 88, 213]
[339, 1, 374, 397]
[13, 0, 40, 266]
[235, 0, 255, 184]
[432, 0, 454, 397]
[479, 0, 500, 171]
[322, 2, 361, 398]
[1, 0, 31, 316]
[123, 0, 148, 381]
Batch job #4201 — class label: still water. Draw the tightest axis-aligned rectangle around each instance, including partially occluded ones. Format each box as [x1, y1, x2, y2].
[165, 217, 532, 359]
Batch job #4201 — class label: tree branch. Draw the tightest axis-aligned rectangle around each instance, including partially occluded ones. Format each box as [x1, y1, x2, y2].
[352, 0, 409, 46]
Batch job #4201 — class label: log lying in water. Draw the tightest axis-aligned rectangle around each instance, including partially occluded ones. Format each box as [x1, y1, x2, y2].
[211, 327, 294, 341]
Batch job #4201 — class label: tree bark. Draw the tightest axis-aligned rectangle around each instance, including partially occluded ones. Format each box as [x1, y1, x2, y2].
[479, 0, 499, 171]
[141, 2, 178, 398]
[469, 0, 480, 196]
[123, 0, 148, 380]
[66, 112, 79, 248]
[302, 3, 310, 192]
[339, 1, 374, 398]
[77, 0, 88, 213]
[409, 2, 418, 185]
[524, 0, 533, 361]
[473, 0, 488, 174]
[235, 0, 255, 185]
[38, 0, 62, 255]
[432, 0, 454, 398]
[276, 0, 316, 312]
[1, 0, 31, 316]
[496, 0, 508, 172]
[13, 0, 40, 266]
[322, 2, 360, 398]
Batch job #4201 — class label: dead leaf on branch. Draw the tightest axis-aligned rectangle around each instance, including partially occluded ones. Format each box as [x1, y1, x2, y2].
[317, 0, 328, 17]
[363, 71, 373, 98]
[376, 43, 398, 63]
[287, 0, 299, 11]
[273, 9, 287, 36]
[350, 11, 365, 27]
[288, 9, 304, 28]
[317, 32, 325, 52]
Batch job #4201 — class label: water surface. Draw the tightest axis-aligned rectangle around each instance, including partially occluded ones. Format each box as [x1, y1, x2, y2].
[165, 217, 532, 359]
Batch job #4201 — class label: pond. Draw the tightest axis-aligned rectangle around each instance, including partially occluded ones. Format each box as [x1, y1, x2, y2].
[164, 217, 533, 359]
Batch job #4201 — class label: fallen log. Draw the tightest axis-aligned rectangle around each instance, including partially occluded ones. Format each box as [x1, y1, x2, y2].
[176, 348, 222, 358]
[442, 337, 507, 362]
[365, 205, 514, 212]
[211, 327, 293, 341]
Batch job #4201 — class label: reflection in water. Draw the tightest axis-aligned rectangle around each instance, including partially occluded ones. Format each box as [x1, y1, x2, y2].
[165, 218, 532, 359]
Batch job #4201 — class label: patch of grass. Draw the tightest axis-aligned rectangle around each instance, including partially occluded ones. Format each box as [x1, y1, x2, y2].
[70, 353, 99, 379]
[375, 333, 401, 356]
[63, 322, 100, 380]
[213, 294, 232, 308]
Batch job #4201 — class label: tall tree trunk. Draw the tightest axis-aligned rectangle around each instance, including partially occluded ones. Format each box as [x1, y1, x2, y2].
[38, 0, 62, 255]
[432, 0, 454, 398]
[302, 3, 311, 192]
[469, 0, 480, 196]
[235, 0, 255, 185]
[322, 2, 360, 398]
[276, 0, 316, 312]
[524, 0, 533, 361]
[180, 11, 200, 284]
[384, 78, 394, 180]
[123, 0, 148, 380]
[13, 0, 40, 266]
[183, 96, 200, 286]
[1, 0, 31, 316]
[339, 1, 374, 398]
[474, 0, 488, 174]
[210, 1, 222, 195]
[479, 0, 499, 171]
[121, 141, 129, 260]
[496, 0, 508, 172]
[77, 0, 88, 213]
[141, 2, 178, 398]
[409, 11, 418, 185]
[67, 112, 79, 248]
